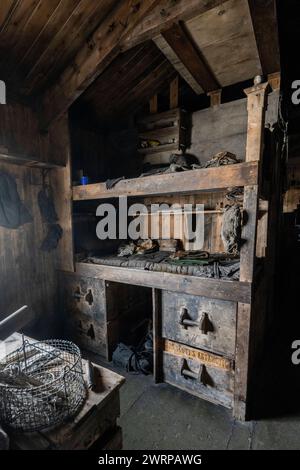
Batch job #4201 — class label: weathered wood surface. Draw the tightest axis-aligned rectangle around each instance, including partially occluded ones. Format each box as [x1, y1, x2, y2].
[0, 163, 58, 336]
[244, 82, 269, 165]
[162, 22, 219, 93]
[73, 162, 259, 201]
[153, 288, 163, 383]
[161, 291, 237, 358]
[61, 272, 151, 360]
[0, 103, 66, 168]
[248, 0, 280, 76]
[61, 273, 108, 358]
[50, 115, 74, 272]
[184, 0, 262, 87]
[123, 0, 225, 50]
[234, 81, 268, 421]
[154, 34, 203, 95]
[163, 346, 234, 408]
[78, 41, 177, 123]
[189, 91, 279, 166]
[76, 262, 252, 304]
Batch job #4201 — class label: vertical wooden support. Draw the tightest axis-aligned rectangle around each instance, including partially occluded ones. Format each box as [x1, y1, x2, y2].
[207, 89, 222, 107]
[149, 94, 158, 114]
[152, 288, 162, 383]
[234, 81, 268, 420]
[50, 114, 75, 272]
[170, 76, 179, 109]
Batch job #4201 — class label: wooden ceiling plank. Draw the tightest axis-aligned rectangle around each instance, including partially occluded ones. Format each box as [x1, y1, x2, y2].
[4, 0, 62, 79]
[84, 43, 157, 104]
[114, 59, 175, 111]
[162, 22, 220, 93]
[82, 44, 144, 101]
[0, 0, 19, 32]
[247, 0, 280, 75]
[24, 0, 118, 96]
[94, 45, 163, 111]
[41, 0, 161, 129]
[97, 58, 174, 119]
[101, 54, 166, 114]
[123, 0, 225, 50]
[123, 66, 177, 117]
[0, 0, 41, 52]
[21, 0, 83, 85]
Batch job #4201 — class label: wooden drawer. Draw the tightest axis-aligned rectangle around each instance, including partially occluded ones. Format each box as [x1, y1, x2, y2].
[61, 273, 108, 357]
[162, 340, 234, 408]
[60, 274, 152, 360]
[161, 291, 237, 357]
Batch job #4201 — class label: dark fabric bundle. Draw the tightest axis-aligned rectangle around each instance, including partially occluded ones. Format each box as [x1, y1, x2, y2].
[38, 185, 63, 252]
[40, 224, 63, 252]
[112, 333, 153, 375]
[0, 172, 32, 229]
[38, 187, 58, 224]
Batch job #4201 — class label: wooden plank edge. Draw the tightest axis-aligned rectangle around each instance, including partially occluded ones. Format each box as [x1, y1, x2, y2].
[73, 161, 259, 201]
[75, 262, 252, 304]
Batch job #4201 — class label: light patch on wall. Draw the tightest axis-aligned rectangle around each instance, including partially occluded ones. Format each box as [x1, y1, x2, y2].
[0, 80, 6, 104]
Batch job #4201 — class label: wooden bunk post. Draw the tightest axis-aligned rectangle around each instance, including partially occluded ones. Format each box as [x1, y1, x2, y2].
[233, 79, 269, 420]
[152, 288, 163, 383]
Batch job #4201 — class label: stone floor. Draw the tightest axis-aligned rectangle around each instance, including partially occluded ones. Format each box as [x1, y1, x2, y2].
[90, 355, 300, 451]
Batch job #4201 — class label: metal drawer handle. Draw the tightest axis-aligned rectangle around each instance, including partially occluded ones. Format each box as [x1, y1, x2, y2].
[179, 308, 214, 335]
[73, 287, 84, 301]
[180, 359, 214, 387]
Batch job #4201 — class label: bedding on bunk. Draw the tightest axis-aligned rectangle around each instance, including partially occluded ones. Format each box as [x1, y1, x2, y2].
[85, 252, 240, 281]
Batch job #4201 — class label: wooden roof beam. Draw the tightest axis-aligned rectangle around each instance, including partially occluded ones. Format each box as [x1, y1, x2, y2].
[162, 22, 220, 93]
[248, 0, 280, 76]
[40, 0, 160, 130]
[40, 0, 225, 129]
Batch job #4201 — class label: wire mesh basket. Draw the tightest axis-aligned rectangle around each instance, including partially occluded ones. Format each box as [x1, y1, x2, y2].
[0, 338, 87, 432]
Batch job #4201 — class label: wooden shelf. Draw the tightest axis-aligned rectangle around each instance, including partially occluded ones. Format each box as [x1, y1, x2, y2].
[73, 161, 258, 201]
[0, 151, 64, 169]
[76, 262, 251, 304]
[137, 108, 186, 161]
[138, 142, 179, 155]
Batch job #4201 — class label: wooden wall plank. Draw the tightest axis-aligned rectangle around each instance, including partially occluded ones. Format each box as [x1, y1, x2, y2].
[0, 103, 66, 167]
[50, 115, 74, 272]
[0, 162, 58, 337]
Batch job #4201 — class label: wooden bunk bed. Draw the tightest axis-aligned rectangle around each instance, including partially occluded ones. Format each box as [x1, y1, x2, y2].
[61, 80, 281, 420]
